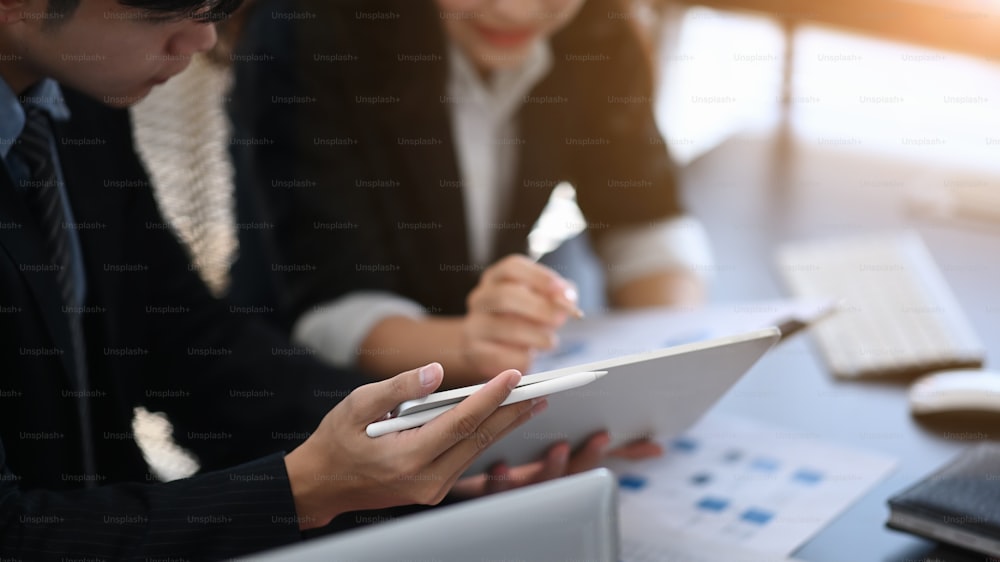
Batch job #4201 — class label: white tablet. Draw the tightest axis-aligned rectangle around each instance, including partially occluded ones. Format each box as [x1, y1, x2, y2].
[462, 327, 781, 476]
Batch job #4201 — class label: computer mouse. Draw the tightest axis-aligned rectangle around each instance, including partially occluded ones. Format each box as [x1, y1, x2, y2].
[909, 369, 1000, 441]
[909, 369, 1000, 416]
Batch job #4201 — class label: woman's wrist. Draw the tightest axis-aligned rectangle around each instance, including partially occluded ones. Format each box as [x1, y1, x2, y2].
[358, 316, 478, 386]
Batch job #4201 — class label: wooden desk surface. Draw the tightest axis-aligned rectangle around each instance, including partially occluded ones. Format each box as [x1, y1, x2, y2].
[672, 0, 1000, 60]
[685, 130, 1000, 561]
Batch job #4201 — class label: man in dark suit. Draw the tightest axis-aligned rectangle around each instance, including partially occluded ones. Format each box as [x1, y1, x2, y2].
[0, 0, 547, 559]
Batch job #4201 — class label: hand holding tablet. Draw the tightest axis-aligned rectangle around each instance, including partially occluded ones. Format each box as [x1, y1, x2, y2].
[364, 327, 781, 479]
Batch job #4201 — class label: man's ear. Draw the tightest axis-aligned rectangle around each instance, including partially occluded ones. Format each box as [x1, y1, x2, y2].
[0, 0, 30, 24]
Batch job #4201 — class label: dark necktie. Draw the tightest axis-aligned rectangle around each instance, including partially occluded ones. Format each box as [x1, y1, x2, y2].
[13, 104, 97, 485]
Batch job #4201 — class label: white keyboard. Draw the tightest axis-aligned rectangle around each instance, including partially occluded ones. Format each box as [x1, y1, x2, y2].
[775, 232, 985, 379]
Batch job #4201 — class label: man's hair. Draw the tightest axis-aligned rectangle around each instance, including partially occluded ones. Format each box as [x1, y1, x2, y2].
[47, 0, 243, 22]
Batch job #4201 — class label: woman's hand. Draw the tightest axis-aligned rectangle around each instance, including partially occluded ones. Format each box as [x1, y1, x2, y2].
[451, 432, 664, 497]
[460, 255, 582, 379]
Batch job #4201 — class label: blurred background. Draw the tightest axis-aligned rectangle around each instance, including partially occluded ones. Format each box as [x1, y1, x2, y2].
[655, 0, 1000, 170]
[534, 0, 1000, 269]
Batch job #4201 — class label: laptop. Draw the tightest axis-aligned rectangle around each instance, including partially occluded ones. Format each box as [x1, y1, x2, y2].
[246, 469, 618, 562]
[465, 327, 781, 475]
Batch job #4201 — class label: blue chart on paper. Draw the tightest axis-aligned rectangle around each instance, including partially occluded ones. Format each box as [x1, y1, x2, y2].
[610, 415, 896, 555]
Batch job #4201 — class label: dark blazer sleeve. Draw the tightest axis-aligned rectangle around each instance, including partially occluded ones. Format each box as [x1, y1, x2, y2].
[0, 439, 302, 560]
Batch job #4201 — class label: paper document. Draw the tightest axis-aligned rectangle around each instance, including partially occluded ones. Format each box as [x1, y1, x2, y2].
[609, 414, 897, 558]
[530, 298, 834, 373]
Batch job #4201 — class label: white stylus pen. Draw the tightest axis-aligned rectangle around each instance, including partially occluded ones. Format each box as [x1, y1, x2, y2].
[366, 370, 607, 438]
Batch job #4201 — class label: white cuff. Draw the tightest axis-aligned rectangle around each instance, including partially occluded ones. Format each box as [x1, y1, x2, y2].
[292, 292, 428, 367]
[595, 216, 715, 290]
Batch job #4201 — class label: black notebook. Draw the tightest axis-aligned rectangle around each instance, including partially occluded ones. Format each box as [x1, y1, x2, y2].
[887, 443, 1000, 557]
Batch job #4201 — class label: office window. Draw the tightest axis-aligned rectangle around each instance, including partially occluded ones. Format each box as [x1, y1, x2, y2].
[791, 25, 1000, 174]
[656, 7, 786, 164]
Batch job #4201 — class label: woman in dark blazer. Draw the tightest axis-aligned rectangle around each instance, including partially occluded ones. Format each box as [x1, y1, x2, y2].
[231, 0, 714, 386]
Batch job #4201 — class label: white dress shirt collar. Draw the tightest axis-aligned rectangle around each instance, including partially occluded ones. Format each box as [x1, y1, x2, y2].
[446, 40, 553, 265]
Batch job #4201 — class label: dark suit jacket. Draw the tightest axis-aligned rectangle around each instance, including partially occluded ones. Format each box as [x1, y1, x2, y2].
[0, 88, 368, 560]
[230, 0, 686, 320]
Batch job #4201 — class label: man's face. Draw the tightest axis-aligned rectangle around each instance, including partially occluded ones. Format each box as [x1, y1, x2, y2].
[4, 0, 217, 106]
[436, 0, 586, 72]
